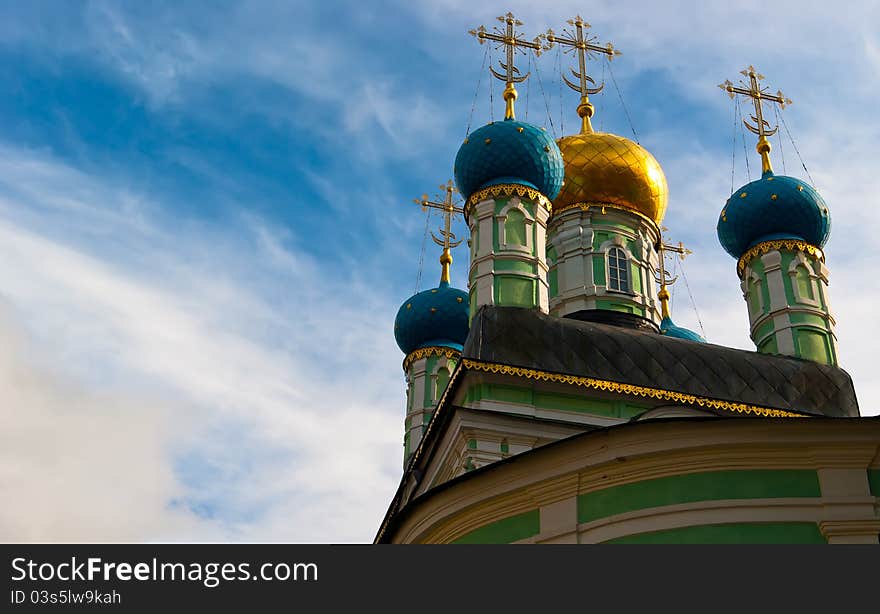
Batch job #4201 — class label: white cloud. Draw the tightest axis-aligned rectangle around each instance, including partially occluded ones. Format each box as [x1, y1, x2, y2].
[1, 3, 878, 546]
[0, 145, 405, 542]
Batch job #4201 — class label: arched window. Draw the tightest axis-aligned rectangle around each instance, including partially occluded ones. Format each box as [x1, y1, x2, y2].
[504, 209, 527, 246]
[748, 274, 763, 314]
[435, 366, 450, 401]
[795, 264, 815, 301]
[607, 247, 630, 292]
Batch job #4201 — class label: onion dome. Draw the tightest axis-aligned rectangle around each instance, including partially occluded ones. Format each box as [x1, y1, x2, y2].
[657, 286, 705, 343]
[553, 132, 668, 224]
[394, 281, 469, 355]
[660, 316, 706, 343]
[454, 119, 564, 202]
[717, 171, 831, 259]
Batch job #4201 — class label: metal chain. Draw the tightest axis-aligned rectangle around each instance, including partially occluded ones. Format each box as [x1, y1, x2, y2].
[414, 208, 432, 294]
[779, 110, 815, 185]
[607, 58, 639, 143]
[525, 51, 531, 121]
[488, 45, 495, 123]
[465, 45, 489, 139]
[599, 58, 606, 132]
[531, 49, 557, 138]
[774, 104, 786, 175]
[556, 45, 564, 136]
[679, 258, 707, 340]
[730, 93, 738, 195]
[736, 97, 751, 182]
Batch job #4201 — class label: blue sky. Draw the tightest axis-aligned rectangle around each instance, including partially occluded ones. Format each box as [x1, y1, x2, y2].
[1, 1, 878, 542]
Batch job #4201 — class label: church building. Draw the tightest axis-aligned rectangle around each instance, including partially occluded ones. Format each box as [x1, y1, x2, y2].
[376, 14, 880, 544]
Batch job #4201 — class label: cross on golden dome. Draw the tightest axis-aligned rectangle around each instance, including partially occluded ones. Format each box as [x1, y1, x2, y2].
[413, 180, 464, 284]
[719, 66, 792, 175]
[544, 16, 620, 134]
[469, 12, 543, 120]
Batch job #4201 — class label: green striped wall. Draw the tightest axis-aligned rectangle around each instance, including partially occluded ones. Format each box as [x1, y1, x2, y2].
[463, 383, 648, 419]
[451, 510, 540, 544]
[604, 522, 825, 544]
[578, 469, 821, 524]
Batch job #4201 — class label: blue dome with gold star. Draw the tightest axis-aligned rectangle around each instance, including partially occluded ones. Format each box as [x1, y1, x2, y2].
[454, 119, 564, 201]
[660, 316, 706, 343]
[394, 281, 469, 355]
[717, 171, 831, 258]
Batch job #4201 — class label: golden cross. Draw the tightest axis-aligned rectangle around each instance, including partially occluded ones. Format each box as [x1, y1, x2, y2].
[544, 16, 620, 134]
[654, 231, 692, 320]
[469, 12, 543, 120]
[412, 180, 464, 284]
[719, 66, 792, 175]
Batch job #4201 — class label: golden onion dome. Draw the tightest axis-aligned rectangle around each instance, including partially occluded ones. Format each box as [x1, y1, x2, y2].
[554, 132, 668, 224]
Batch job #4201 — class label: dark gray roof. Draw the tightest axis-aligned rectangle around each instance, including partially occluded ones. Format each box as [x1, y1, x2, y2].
[463, 306, 859, 418]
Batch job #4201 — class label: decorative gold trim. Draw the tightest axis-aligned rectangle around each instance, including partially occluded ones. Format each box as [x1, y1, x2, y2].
[403, 346, 461, 372]
[464, 183, 552, 220]
[461, 359, 805, 418]
[550, 201, 660, 229]
[737, 240, 824, 278]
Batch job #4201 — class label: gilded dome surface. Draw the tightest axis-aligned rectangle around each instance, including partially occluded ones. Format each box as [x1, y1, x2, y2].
[554, 132, 668, 224]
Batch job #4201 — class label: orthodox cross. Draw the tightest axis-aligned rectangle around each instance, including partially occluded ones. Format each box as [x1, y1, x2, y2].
[719, 66, 792, 175]
[413, 180, 464, 284]
[544, 16, 620, 134]
[469, 12, 543, 120]
[654, 232, 693, 320]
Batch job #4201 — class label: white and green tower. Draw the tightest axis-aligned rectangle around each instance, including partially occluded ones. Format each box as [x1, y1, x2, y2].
[454, 14, 565, 317]
[718, 67, 837, 365]
[393, 183, 469, 467]
[542, 18, 668, 330]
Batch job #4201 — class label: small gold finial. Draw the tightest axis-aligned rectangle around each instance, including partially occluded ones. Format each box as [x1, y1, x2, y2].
[655, 233, 693, 321]
[658, 286, 671, 320]
[543, 16, 620, 134]
[719, 66, 792, 175]
[412, 180, 464, 285]
[469, 12, 543, 120]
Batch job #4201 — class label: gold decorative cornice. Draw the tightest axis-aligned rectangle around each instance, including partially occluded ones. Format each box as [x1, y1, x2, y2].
[464, 183, 552, 220]
[550, 201, 660, 230]
[737, 240, 824, 278]
[403, 346, 462, 372]
[461, 359, 805, 418]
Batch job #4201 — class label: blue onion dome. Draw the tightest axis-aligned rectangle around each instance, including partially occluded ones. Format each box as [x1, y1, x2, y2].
[394, 281, 469, 355]
[454, 119, 564, 202]
[717, 171, 831, 259]
[660, 316, 706, 343]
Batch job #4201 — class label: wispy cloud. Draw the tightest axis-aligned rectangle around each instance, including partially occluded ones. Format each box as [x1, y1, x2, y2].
[1, 2, 878, 545]
[0, 143, 404, 541]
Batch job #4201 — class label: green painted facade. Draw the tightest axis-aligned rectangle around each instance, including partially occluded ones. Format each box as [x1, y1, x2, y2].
[577, 469, 821, 524]
[868, 469, 880, 497]
[546, 207, 658, 321]
[745, 248, 837, 366]
[451, 509, 540, 544]
[403, 353, 459, 466]
[469, 195, 547, 312]
[463, 383, 648, 419]
[604, 522, 826, 544]
[494, 276, 535, 307]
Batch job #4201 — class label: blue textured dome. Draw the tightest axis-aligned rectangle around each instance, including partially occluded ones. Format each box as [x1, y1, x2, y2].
[454, 119, 564, 201]
[717, 171, 831, 258]
[660, 317, 706, 343]
[394, 281, 469, 355]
